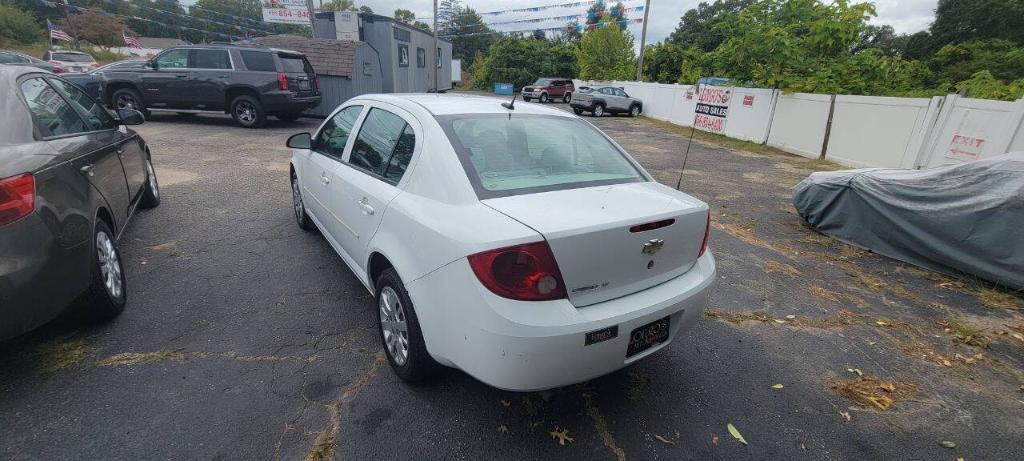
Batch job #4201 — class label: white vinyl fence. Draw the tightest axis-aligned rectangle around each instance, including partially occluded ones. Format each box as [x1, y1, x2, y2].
[576, 79, 1024, 169]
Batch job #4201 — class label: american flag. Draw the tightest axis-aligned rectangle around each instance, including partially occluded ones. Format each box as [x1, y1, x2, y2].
[123, 31, 141, 48]
[47, 20, 73, 42]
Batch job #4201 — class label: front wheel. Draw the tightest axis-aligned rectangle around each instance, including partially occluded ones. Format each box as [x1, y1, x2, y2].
[539, 92, 549, 103]
[522, 97, 531, 102]
[111, 88, 149, 118]
[230, 95, 266, 128]
[573, 108, 583, 115]
[139, 156, 160, 209]
[629, 105, 641, 117]
[376, 268, 439, 382]
[82, 221, 127, 321]
[291, 171, 315, 231]
[593, 104, 605, 117]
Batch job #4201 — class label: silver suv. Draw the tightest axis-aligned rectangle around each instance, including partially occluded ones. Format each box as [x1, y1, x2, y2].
[569, 86, 643, 117]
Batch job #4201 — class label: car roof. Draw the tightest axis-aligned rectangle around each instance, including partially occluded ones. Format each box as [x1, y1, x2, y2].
[50, 50, 88, 55]
[0, 65, 47, 79]
[354, 93, 577, 117]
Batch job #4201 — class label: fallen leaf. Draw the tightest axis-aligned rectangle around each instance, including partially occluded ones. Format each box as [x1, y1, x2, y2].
[500, 399, 511, 407]
[942, 359, 953, 367]
[839, 411, 851, 421]
[549, 427, 574, 445]
[1012, 333, 1024, 342]
[939, 440, 956, 449]
[875, 320, 889, 326]
[772, 384, 784, 389]
[654, 435, 676, 445]
[498, 424, 509, 434]
[773, 319, 787, 324]
[847, 368, 863, 376]
[712, 434, 720, 446]
[727, 423, 747, 445]
[866, 395, 894, 410]
[868, 341, 877, 345]
[786, 315, 796, 319]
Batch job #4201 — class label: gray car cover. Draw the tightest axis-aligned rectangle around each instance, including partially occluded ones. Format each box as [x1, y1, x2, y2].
[793, 153, 1024, 290]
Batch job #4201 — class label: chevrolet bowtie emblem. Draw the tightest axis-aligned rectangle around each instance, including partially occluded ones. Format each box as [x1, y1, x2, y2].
[641, 238, 665, 255]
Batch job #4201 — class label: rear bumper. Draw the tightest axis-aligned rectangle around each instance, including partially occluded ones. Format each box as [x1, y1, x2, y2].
[262, 91, 322, 113]
[406, 251, 717, 391]
[0, 213, 89, 340]
[570, 101, 596, 111]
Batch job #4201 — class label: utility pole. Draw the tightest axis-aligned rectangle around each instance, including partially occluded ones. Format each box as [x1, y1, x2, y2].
[306, 0, 317, 38]
[432, 0, 438, 92]
[635, 0, 651, 81]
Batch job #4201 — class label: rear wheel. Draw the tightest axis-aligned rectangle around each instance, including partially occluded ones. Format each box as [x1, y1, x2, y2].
[276, 112, 303, 122]
[593, 104, 605, 117]
[563, 92, 572, 103]
[230, 95, 266, 128]
[376, 268, 438, 382]
[540, 92, 550, 103]
[139, 156, 160, 209]
[82, 221, 126, 321]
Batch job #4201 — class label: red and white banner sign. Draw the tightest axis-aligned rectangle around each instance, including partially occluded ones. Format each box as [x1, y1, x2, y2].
[693, 86, 731, 133]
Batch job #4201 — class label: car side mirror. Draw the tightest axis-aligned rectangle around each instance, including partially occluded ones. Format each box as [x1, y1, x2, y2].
[117, 109, 145, 126]
[287, 132, 311, 149]
[147, 59, 158, 70]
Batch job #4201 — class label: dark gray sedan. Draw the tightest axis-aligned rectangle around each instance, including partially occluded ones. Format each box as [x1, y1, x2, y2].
[0, 66, 159, 340]
[62, 59, 145, 100]
[0, 50, 56, 72]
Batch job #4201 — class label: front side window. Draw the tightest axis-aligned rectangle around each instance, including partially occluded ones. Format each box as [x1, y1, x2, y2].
[349, 108, 414, 182]
[441, 115, 643, 197]
[155, 49, 189, 69]
[314, 105, 363, 159]
[614, 88, 628, 97]
[416, 48, 425, 68]
[48, 78, 116, 132]
[192, 49, 231, 69]
[19, 77, 88, 137]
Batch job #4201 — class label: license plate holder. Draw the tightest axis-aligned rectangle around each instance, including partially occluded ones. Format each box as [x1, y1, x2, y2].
[299, 80, 311, 90]
[626, 316, 670, 357]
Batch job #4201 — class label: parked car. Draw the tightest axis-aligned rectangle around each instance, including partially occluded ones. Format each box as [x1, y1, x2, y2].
[570, 86, 643, 117]
[0, 66, 159, 340]
[521, 78, 574, 103]
[42, 50, 99, 74]
[62, 59, 146, 100]
[101, 44, 321, 128]
[0, 50, 56, 72]
[286, 94, 715, 391]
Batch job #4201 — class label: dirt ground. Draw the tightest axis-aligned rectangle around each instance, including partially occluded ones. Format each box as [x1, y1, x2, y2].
[1, 99, 1022, 460]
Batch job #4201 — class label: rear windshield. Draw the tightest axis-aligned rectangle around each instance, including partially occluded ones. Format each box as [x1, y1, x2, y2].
[52, 53, 93, 62]
[279, 55, 310, 73]
[439, 114, 644, 198]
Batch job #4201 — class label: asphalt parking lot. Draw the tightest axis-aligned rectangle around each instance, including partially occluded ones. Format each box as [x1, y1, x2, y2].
[2, 100, 1023, 460]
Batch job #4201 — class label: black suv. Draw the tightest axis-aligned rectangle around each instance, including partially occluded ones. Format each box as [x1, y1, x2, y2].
[100, 44, 321, 128]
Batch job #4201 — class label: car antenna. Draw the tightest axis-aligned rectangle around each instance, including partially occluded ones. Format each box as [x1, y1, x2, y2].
[675, 79, 700, 191]
[501, 93, 517, 111]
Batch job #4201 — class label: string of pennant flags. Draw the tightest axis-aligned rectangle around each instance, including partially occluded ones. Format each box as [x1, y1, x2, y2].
[37, 0, 278, 36]
[477, 0, 600, 16]
[36, 0, 248, 41]
[441, 17, 644, 38]
[486, 5, 643, 27]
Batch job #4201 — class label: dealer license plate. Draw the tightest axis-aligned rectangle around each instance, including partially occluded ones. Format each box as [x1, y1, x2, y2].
[626, 316, 670, 357]
[299, 80, 311, 90]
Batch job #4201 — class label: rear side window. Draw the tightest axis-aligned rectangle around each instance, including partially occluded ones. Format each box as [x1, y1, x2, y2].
[192, 49, 231, 69]
[19, 77, 88, 137]
[240, 51, 276, 72]
[279, 55, 310, 73]
[348, 108, 415, 182]
[314, 105, 363, 159]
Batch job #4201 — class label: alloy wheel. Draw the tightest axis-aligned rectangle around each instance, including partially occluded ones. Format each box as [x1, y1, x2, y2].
[631, 106, 640, 117]
[235, 102, 256, 124]
[291, 176, 304, 221]
[116, 94, 137, 110]
[96, 230, 122, 299]
[147, 159, 159, 198]
[379, 286, 409, 365]
[594, 105, 604, 117]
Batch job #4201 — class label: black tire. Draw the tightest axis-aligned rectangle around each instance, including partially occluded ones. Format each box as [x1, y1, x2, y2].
[593, 103, 605, 117]
[290, 171, 315, 231]
[573, 108, 583, 115]
[629, 105, 641, 117]
[276, 112, 303, 122]
[376, 268, 439, 382]
[111, 88, 149, 118]
[540, 92, 550, 103]
[230, 95, 266, 128]
[563, 92, 572, 103]
[523, 97, 531, 102]
[139, 155, 160, 209]
[82, 220, 127, 321]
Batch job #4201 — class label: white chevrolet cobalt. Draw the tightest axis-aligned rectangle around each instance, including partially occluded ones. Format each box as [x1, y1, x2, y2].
[287, 94, 716, 391]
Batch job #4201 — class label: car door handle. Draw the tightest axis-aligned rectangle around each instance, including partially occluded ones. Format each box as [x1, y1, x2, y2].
[358, 197, 375, 215]
[320, 173, 330, 185]
[80, 164, 95, 177]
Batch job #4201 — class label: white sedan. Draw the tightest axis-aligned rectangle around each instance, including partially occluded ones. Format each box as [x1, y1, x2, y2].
[287, 94, 716, 391]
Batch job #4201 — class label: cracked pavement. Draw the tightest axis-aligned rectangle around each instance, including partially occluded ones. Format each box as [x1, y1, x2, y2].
[2, 102, 1022, 460]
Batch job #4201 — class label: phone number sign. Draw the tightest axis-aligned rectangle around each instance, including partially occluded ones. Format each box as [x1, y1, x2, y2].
[262, 0, 311, 25]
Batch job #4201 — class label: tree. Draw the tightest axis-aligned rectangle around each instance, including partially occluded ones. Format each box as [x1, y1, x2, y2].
[359, 6, 373, 14]
[929, 0, 1024, 49]
[668, 0, 752, 51]
[576, 22, 636, 80]
[470, 36, 578, 89]
[440, 5, 494, 66]
[394, 8, 431, 32]
[954, 70, 1024, 100]
[59, 9, 131, 48]
[0, 5, 44, 46]
[320, 0, 357, 12]
[926, 39, 1024, 86]
[642, 42, 703, 83]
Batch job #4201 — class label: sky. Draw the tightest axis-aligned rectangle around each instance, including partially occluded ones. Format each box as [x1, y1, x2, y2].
[182, 0, 940, 45]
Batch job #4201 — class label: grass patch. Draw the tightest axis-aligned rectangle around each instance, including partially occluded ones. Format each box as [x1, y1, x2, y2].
[939, 320, 992, 348]
[39, 339, 93, 373]
[764, 260, 801, 277]
[830, 375, 918, 410]
[975, 287, 1022, 310]
[638, 116, 782, 155]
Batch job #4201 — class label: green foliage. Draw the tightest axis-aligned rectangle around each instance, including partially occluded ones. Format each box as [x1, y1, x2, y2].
[927, 40, 1024, 86]
[642, 42, 703, 83]
[440, 4, 495, 68]
[394, 8, 431, 32]
[929, 0, 1024, 49]
[577, 23, 636, 80]
[955, 71, 1024, 101]
[470, 36, 578, 90]
[320, 0, 357, 12]
[668, 0, 751, 52]
[0, 5, 44, 46]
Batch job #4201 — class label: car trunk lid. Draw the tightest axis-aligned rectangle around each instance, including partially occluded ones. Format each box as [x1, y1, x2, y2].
[482, 182, 709, 307]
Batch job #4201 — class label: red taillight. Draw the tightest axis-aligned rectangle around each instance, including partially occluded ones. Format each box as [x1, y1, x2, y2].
[90, 62, 100, 68]
[698, 212, 711, 257]
[630, 218, 675, 233]
[0, 173, 35, 226]
[313, 74, 320, 90]
[468, 241, 567, 301]
[49, 61, 64, 73]
[277, 72, 289, 91]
